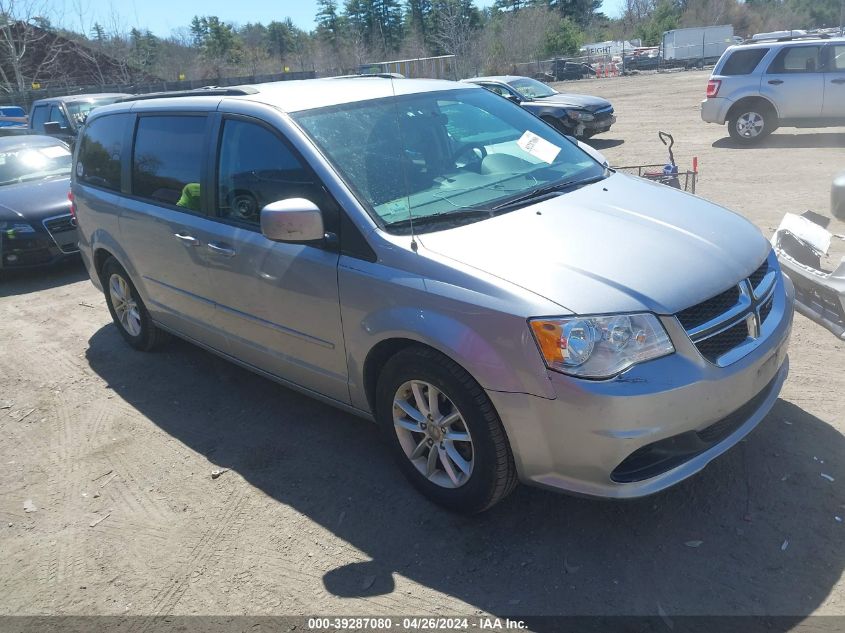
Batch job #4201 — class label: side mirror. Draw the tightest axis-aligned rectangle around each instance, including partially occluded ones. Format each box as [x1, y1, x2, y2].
[505, 94, 521, 104]
[260, 198, 325, 243]
[832, 170, 845, 221]
[43, 121, 61, 134]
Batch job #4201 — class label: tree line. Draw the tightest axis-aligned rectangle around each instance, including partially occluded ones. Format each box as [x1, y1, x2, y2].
[1, 0, 842, 95]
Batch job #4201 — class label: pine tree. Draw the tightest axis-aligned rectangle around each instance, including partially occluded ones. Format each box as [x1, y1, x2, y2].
[90, 22, 106, 45]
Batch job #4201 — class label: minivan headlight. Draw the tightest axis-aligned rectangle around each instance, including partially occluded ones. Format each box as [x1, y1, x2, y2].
[529, 313, 674, 378]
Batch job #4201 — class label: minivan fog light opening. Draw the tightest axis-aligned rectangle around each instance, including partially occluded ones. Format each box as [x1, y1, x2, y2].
[529, 313, 674, 379]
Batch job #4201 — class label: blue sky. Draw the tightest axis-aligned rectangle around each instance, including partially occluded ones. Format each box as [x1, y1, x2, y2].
[55, 0, 622, 38]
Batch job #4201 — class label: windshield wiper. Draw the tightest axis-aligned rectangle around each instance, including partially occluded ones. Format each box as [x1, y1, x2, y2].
[383, 208, 493, 230]
[491, 174, 606, 211]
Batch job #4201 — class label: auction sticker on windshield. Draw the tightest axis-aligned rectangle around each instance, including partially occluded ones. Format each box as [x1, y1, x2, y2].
[517, 130, 561, 164]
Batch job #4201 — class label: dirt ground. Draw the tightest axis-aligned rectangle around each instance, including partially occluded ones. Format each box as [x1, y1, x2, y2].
[1, 71, 844, 625]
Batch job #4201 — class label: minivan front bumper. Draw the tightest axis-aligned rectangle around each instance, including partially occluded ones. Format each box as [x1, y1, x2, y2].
[488, 274, 794, 498]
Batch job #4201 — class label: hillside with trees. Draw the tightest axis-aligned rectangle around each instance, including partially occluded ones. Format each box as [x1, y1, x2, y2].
[1, 0, 842, 94]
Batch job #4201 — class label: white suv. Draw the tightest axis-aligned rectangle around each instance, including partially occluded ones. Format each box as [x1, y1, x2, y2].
[701, 36, 845, 144]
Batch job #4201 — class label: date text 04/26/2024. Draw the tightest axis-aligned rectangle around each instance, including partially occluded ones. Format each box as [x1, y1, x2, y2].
[306, 617, 528, 630]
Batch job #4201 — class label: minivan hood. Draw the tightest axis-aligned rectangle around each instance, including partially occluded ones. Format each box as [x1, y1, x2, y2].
[531, 93, 611, 111]
[417, 173, 770, 315]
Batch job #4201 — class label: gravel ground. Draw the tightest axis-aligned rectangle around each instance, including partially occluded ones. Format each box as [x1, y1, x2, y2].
[1, 71, 844, 625]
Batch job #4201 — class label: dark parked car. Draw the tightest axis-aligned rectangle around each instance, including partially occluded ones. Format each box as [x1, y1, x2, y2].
[28, 93, 130, 143]
[463, 75, 616, 139]
[0, 135, 77, 271]
[550, 60, 596, 80]
[623, 53, 661, 71]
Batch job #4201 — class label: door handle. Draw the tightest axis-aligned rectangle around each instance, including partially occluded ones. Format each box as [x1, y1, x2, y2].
[173, 232, 199, 246]
[767, 79, 784, 85]
[832, 78, 845, 85]
[207, 242, 236, 257]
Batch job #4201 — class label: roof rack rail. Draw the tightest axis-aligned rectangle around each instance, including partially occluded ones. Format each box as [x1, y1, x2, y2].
[744, 33, 831, 44]
[117, 86, 259, 103]
[325, 73, 405, 79]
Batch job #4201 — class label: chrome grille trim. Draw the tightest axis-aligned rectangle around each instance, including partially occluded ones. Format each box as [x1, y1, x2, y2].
[686, 283, 752, 341]
[677, 251, 781, 367]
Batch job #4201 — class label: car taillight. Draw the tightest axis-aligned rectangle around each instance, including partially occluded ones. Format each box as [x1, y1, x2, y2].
[68, 190, 77, 223]
[706, 79, 721, 98]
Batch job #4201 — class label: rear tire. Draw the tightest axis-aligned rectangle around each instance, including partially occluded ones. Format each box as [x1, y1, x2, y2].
[375, 346, 518, 513]
[101, 257, 168, 351]
[728, 102, 777, 144]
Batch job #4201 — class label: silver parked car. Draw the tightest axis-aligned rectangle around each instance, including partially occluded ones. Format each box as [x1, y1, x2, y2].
[701, 35, 845, 143]
[73, 79, 793, 512]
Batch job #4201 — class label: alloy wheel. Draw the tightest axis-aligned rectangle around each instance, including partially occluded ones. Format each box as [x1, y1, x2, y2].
[108, 273, 142, 337]
[736, 111, 764, 138]
[392, 380, 474, 489]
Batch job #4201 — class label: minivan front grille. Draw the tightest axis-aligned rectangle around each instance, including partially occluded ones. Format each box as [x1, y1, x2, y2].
[676, 285, 740, 330]
[675, 252, 779, 366]
[748, 259, 769, 292]
[695, 320, 750, 363]
[759, 294, 774, 324]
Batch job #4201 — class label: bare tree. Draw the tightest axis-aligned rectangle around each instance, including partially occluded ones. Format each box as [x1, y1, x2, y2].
[680, 0, 732, 26]
[433, 1, 477, 78]
[623, 0, 658, 23]
[0, 0, 67, 93]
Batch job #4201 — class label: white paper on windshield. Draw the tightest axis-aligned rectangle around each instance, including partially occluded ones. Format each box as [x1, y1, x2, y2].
[39, 145, 70, 158]
[517, 131, 560, 164]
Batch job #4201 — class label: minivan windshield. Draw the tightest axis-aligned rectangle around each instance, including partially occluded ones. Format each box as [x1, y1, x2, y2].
[294, 88, 604, 233]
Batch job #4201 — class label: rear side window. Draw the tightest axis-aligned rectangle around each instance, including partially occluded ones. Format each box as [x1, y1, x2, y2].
[77, 114, 128, 192]
[30, 105, 48, 131]
[721, 48, 768, 75]
[768, 46, 822, 74]
[132, 116, 206, 209]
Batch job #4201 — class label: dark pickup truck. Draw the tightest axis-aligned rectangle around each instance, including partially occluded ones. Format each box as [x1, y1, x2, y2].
[29, 93, 130, 143]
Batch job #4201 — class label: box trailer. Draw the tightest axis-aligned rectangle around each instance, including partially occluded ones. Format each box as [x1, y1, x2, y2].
[662, 25, 735, 68]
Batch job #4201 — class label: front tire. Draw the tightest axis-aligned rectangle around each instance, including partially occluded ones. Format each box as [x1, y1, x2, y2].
[375, 346, 518, 513]
[728, 103, 776, 144]
[102, 258, 168, 351]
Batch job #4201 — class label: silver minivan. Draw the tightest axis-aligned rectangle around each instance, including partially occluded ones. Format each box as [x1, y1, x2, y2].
[73, 79, 793, 512]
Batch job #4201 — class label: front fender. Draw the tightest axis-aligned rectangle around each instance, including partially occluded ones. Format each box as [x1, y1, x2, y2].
[339, 260, 558, 412]
[529, 105, 572, 126]
[388, 305, 527, 372]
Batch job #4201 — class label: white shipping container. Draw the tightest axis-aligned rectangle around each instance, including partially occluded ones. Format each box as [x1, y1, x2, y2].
[663, 25, 735, 62]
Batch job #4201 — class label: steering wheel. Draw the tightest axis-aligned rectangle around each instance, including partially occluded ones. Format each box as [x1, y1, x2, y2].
[228, 190, 259, 221]
[452, 142, 487, 170]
